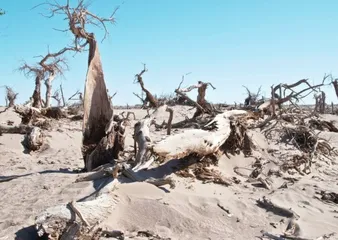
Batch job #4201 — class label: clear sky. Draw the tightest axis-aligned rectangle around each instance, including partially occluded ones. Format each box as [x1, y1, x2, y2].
[0, 0, 338, 106]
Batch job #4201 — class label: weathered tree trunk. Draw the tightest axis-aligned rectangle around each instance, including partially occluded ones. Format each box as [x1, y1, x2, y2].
[32, 76, 42, 109]
[333, 79, 338, 99]
[60, 84, 66, 107]
[24, 127, 44, 151]
[45, 73, 56, 108]
[134, 66, 158, 108]
[82, 37, 122, 171]
[320, 91, 326, 114]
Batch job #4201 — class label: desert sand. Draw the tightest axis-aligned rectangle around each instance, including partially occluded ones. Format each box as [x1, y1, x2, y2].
[0, 105, 338, 240]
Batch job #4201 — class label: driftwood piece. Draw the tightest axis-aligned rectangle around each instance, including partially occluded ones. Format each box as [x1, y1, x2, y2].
[35, 179, 119, 238]
[256, 196, 299, 219]
[153, 110, 247, 161]
[133, 105, 169, 171]
[76, 163, 175, 189]
[122, 165, 176, 189]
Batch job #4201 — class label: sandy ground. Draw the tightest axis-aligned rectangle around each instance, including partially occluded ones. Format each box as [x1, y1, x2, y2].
[0, 106, 338, 240]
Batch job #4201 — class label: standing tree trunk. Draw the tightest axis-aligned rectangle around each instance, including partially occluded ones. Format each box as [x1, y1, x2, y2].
[81, 37, 117, 171]
[333, 79, 338, 99]
[60, 84, 66, 107]
[32, 76, 42, 109]
[45, 72, 56, 108]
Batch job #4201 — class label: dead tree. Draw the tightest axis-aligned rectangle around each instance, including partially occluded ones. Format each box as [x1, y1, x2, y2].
[273, 77, 329, 106]
[134, 64, 158, 108]
[175, 79, 217, 118]
[243, 85, 262, 107]
[19, 47, 73, 108]
[19, 64, 44, 108]
[332, 79, 338, 99]
[4, 86, 18, 107]
[36, 0, 121, 171]
[259, 78, 330, 113]
[314, 91, 326, 114]
[52, 89, 62, 107]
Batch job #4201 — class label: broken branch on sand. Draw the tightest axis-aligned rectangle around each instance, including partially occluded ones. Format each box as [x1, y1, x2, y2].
[256, 196, 299, 219]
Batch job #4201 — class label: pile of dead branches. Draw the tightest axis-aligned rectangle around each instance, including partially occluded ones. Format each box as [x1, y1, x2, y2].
[175, 154, 232, 186]
[280, 154, 310, 174]
[282, 126, 336, 156]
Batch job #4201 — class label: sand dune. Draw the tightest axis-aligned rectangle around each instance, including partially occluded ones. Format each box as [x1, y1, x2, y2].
[0, 106, 337, 240]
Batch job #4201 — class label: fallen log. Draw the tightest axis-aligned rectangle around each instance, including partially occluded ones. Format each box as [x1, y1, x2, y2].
[35, 179, 120, 238]
[256, 196, 300, 219]
[0, 124, 34, 135]
[152, 110, 248, 161]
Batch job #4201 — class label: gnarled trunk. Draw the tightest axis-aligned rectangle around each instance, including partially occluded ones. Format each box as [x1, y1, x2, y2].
[32, 76, 42, 109]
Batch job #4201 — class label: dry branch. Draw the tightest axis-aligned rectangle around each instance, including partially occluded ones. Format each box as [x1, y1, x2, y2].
[175, 80, 217, 118]
[134, 64, 158, 108]
[243, 85, 262, 106]
[256, 196, 299, 219]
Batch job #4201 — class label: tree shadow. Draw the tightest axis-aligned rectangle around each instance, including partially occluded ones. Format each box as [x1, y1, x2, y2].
[0, 168, 77, 183]
[15, 225, 47, 240]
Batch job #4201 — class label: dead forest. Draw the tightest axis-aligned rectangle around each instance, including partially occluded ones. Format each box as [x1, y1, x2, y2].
[1, 1, 338, 240]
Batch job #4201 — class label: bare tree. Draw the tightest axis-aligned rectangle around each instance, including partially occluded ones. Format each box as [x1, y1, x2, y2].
[3, 86, 18, 107]
[36, 0, 121, 170]
[133, 64, 158, 108]
[273, 77, 330, 106]
[19, 47, 75, 108]
[243, 85, 262, 106]
[52, 89, 62, 106]
[175, 79, 217, 118]
[314, 91, 326, 114]
[332, 79, 338, 99]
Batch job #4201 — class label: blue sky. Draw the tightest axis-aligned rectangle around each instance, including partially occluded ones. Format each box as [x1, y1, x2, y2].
[1, 0, 338, 106]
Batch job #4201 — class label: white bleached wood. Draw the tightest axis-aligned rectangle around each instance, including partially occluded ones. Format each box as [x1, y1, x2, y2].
[152, 110, 247, 161]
